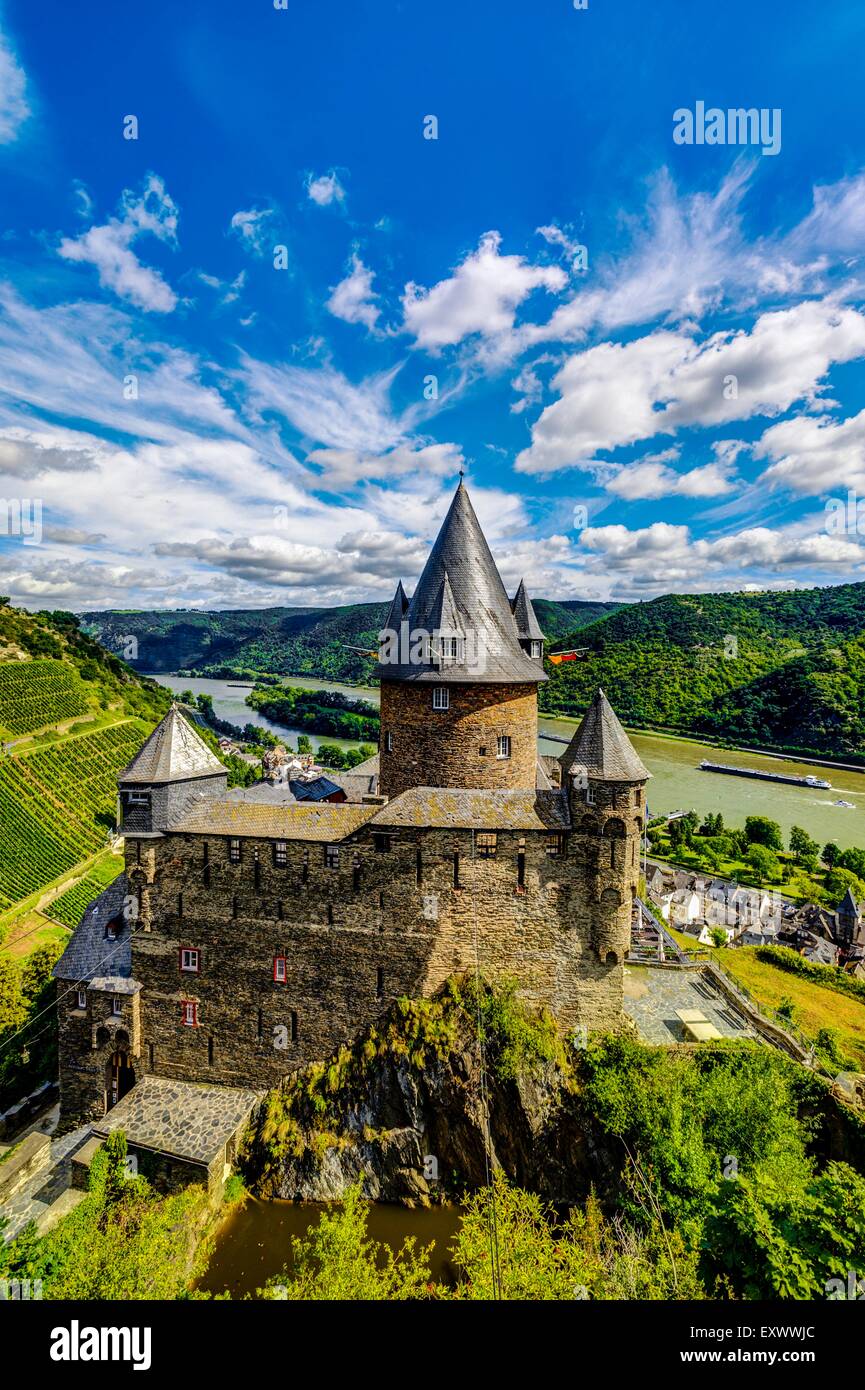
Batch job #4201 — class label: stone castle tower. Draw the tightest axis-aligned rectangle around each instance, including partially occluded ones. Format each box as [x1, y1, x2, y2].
[54, 480, 650, 1132]
[376, 481, 546, 798]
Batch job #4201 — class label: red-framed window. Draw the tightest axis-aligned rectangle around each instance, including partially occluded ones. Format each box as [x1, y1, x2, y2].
[181, 1000, 199, 1027]
[179, 947, 200, 974]
[273, 955, 287, 983]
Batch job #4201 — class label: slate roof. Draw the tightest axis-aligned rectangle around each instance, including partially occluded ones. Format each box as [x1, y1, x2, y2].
[382, 579, 410, 635]
[93, 1076, 260, 1168]
[331, 771, 380, 801]
[289, 776, 345, 802]
[119, 705, 226, 785]
[511, 579, 545, 642]
[839, 887, 860, 917]
[560, 688, 650, 783]
[371, 786, 571, 831]
[374, 481, 545, 685]
[171, 799, 378, 840]
[347, 753, 380, 776]
[53, 874, 132, 984]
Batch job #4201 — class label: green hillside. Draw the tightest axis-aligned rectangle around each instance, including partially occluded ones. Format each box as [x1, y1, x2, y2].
[541, 583, 865, 759]
[82, 597, 619, 683]
[0, 602, 174, 919]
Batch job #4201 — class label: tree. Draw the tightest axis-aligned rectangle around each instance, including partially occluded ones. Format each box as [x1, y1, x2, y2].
[789, 825, 818, 864]
[259, 1184, 432, 1300]
[297, 735, 313, 755]
[837, 846, 865, 881]
[822, 842, 841, 868]
[744, 816, 783, 852]
[747, 844, 780, 881]
[823, 867, 865, 906]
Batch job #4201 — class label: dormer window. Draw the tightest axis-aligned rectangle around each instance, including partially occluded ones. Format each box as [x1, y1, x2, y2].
[105, 918, 120, 942]
[439, 637, 464, 662]
[128, 789, 150, 805]
[530, 641, 542, 658]
[432, 687, 449, 711]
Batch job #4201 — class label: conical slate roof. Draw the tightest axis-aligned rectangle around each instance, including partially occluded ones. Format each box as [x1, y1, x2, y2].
[511, 579, 545, 642]
[426, 571, 464, 638]
[839, 887, 860, 917]
[119, 705, 226, 785]
[382, 579, 409, 634]
[560, 688, 650, 783]
[375, 481, 545, 684]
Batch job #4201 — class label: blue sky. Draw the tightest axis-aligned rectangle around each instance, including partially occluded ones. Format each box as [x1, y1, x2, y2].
[1, 0, 865, 610]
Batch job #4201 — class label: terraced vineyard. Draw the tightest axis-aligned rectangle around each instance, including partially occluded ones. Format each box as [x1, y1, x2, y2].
[0, 659, 90, 736]
[45, 853, 125, 929]
[0, 722, 146, 910]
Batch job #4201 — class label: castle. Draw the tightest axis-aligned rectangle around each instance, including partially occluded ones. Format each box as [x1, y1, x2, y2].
[54, 481, 649, 1137]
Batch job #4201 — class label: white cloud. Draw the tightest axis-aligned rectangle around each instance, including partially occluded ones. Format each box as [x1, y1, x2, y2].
[401, 231, 566, 352]
[326, 253, 380, 331]
[229, 207, 274, 257]
[607, 444, 741, 500]
[307, 441, 462, 488]
[57, 174, 179, 312]
[516, 299, 865, 474]
[305, 172, 346, 207]
[239, 356, 406, 454]
[576, 519, 865, 595]
[756, 408, 865, 495]
[0, 27, 29, 143]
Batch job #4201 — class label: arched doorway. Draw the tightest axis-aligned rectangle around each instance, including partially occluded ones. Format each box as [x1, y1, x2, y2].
[106, 1050, 135, 1111]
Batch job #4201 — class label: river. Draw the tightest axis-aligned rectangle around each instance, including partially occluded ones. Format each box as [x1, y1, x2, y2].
[150, 674, 865, 851]
[196, 1196, 463, 1297]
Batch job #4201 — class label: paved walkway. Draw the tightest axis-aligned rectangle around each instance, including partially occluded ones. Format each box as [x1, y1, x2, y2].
[1, 1116, 91, 1243]
[624, 963, 758, 1044]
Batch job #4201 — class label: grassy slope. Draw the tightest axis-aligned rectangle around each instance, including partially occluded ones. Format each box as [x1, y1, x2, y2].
[661, 930, 865, 1069]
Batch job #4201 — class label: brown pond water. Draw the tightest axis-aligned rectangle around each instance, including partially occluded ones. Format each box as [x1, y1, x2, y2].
[198, 1198, 463, 1297]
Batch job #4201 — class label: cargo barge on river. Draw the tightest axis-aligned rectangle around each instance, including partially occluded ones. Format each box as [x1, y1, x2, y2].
[699, 760, 830, 789]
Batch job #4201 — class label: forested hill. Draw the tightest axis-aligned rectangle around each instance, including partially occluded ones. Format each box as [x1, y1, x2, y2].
[80, 598, 620, 683]
[542, 583, 865, 759]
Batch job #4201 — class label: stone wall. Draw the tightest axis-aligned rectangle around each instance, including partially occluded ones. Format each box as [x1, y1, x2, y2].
[57, 990, 141, 1132]
[119, 800, 640, 1099]
[379, 680, 538, 797]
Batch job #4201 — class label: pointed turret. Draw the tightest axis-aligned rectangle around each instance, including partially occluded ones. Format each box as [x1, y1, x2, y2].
[119, 704, 225, 784]
[374, 480, 544, 684]
[560, 689, 650, 783]
[511, 578, 545, 660]
[376, 480, 545, 796]
[426, 570, 465, 662]
[118, 704, 227, 836]
[381, 579, 410, 636]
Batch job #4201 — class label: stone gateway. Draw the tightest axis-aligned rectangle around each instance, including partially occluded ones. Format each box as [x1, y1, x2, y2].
[54, 481, 649, 1131]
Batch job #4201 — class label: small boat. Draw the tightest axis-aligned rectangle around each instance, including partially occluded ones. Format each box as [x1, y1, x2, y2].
[833, 799, 855, 809]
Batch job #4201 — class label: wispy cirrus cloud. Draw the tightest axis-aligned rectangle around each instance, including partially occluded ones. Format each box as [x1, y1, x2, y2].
[57, 174, 179, 313]
[0, 24, 29, 143]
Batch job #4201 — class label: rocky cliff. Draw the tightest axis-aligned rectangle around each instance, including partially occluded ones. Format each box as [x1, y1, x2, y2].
[239, 979, 613, 1205]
